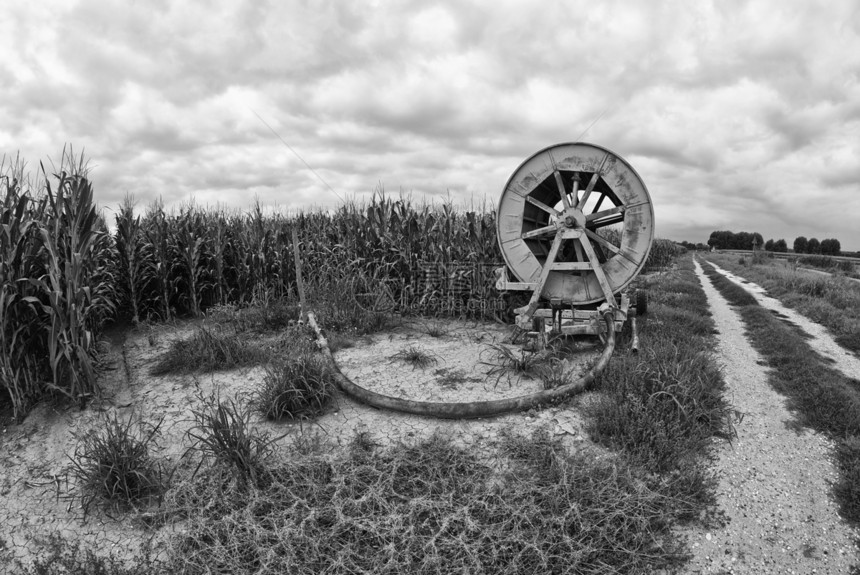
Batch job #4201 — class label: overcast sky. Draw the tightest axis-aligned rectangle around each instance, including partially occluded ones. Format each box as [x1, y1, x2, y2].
[2, 0, 859, 249]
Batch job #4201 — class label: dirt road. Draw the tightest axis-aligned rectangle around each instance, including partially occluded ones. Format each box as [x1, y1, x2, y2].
[682, 260, 858, 573]
[707, 260, 860, 377]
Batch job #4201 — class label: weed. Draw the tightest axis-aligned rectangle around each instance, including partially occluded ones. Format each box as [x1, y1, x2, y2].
[162, 430, 689, 574]
[423, 322, 450, 338]
[326, 331, 356, 353]
[186, 392, 280, 487]
[835, 436, 860, 520]
[149, 325, 269, 375]
[389, 344, 438, 369]
[433, 367, 480, 389]
[535, 359, 580, 389]
[481, 343, 552, 385]
[16, 532, 160, 574]
[253, 354, 336, 421]
[232, 299, 301, 333]
[68, 412, 169, 514]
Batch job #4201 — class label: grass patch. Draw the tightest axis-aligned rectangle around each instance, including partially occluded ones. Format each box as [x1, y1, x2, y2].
[159, 430, 689, 574]
[150, 325, 270, 375]
[706, 253, 860, 356]
[422, 321, 450, 338]
[68, 412, 170, 515]
[389, 344, 439, 370]
[700, 258, 860, 523]
[587, 255, 734, 520]
[481, 343, 552, 385]
[186, 392, 281, 487]
[433, 367, 480, 389]
[253, 354, 336, 421]
[15, 533, 160, 574]
[534, 359, 581, 390]
[209, 299, 302, 333]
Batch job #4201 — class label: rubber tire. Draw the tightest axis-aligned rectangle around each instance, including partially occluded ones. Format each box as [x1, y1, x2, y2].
[636, 290, 648, 316]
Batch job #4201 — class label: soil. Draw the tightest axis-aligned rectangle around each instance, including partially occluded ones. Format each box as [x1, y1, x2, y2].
[682, 259, 859, 574]
[0, 318, 603, 569]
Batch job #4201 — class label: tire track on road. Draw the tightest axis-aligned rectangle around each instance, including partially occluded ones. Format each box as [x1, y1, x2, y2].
[705, 260, 860, 380]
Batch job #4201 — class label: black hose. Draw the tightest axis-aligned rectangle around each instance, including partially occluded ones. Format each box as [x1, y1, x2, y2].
[308, 311, 616, 419]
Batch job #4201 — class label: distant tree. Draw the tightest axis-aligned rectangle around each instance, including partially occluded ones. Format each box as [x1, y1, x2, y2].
[773, 239, 788, 253]
[764, 239, 775, 251]
[807, 237, 820, 254]
[707, 230, 735, 250]
[793, 236, 808, 254]
[735, 231, 752, 250]
[820, 238, 841, 256]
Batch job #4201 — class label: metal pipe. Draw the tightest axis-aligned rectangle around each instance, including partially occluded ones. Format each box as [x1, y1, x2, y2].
[630, 316, 639, 354]
[308, 310, 616, 419]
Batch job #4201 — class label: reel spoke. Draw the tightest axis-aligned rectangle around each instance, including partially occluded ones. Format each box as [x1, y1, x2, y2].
[526, 196, 560, 217]
[575, 153, 608, 209]
[521, 224, 558, 239]
[586, 214, 625, 229]
[586, 205, 624, 223]
[583, 228, 621, 255]
[553, 170, 571, 210]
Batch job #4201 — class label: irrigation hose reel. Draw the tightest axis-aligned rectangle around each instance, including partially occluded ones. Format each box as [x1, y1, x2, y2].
[309, 141, 653, 419]
[495, 142, 654, 344]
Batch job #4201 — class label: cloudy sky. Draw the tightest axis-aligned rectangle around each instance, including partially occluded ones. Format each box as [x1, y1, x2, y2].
[2, 0, 859, 249]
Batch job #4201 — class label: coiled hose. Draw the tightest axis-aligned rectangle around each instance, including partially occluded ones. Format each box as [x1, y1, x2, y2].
[308, 311, 616, 419]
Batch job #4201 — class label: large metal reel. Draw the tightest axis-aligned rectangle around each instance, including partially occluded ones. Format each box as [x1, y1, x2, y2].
[497, 142, 654, 306]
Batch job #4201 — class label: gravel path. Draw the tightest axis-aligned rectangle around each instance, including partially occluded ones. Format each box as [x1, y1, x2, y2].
[683, 259, 858, 574]
[706, 260, 860, 379]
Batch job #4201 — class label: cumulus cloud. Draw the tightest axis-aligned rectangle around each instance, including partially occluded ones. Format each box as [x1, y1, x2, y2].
[1, 0, 859, 249]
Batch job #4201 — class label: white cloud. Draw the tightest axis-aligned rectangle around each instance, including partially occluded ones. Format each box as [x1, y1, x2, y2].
[1, 0, 858, 249]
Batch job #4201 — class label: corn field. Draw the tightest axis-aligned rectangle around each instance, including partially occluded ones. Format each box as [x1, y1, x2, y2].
[1, 152, 682, 420]
[1, 153, 506, 419]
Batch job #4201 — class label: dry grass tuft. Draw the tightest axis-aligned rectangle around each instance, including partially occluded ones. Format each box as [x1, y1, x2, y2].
[253, 354, 336, 421]
[389, 344, 439, 370]
[149, 326, 270, 375]
[185, 392, 281, 487]
[160, 430, 689, 574]
[68, 412, 169, 514]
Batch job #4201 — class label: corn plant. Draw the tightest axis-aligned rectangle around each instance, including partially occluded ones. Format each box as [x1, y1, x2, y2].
[176, 206, 208, 317]
[114, 194, 152, 324]
[0, 163, 46, 417]
[144, 199, 175, 321]
[0, 150, 115, 418]
[36, 157, 115, 403]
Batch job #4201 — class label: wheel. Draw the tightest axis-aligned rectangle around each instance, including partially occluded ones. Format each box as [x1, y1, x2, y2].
[496, 142, 654, 305]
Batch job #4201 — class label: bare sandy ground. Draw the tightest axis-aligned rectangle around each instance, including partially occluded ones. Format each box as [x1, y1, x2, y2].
[682, 259, 859, 574]
[0, 318, 602, 569]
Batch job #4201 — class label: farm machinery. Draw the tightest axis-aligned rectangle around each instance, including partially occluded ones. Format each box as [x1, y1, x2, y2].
[310, 141, 654, 418]
[493, 142, 653, 347]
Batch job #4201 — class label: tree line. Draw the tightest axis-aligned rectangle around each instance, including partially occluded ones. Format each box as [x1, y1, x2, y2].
[706, 230, 841, 255]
